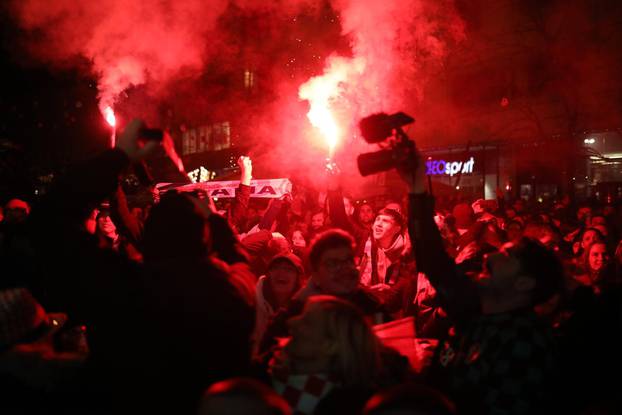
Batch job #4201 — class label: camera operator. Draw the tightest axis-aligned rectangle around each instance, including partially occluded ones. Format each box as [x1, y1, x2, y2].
[396, 149, 563, 414]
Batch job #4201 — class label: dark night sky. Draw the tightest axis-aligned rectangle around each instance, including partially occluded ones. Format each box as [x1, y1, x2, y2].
[0, 7, 110, 165]
[0, 8, 109, 200]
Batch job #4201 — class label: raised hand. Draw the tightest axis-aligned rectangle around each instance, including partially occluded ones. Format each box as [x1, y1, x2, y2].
[325, 159, 341, 191]
[396, 150, 426, 194]
[115, 119, 160, 162]
[237, 156, 252, 186]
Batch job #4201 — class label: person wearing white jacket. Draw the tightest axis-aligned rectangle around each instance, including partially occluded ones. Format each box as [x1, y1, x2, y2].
[252, 253, 304, 356]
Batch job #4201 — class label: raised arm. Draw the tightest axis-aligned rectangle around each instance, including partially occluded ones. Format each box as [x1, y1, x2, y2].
[109, 184, 143, 246]
[32, 119, 159, 227]
[325, 165, 354, 234]
[229, 156, 252, 232]
[398, 154, 481, 323]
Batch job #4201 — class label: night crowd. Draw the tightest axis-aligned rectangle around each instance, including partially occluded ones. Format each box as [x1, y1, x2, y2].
[1, 119, 621, 415]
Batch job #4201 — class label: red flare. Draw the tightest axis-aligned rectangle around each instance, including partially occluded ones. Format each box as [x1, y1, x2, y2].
[103, 106, 116, 128]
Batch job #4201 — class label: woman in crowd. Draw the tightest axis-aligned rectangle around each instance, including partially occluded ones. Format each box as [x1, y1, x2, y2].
[288, 228, 309, 262]
[572, 227, 605, 257]
[574, 240, 620, 294]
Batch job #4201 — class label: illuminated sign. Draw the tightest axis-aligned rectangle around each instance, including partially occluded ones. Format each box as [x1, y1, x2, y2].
[425, 157, 475, 177]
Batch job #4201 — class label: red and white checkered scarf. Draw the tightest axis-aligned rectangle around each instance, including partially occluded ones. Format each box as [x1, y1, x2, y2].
[271, 371, 339, 415]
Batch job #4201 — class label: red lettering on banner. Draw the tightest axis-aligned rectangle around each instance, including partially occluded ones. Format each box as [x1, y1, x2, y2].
[258, 186, 276, 195]
[211, 188, 231, 197]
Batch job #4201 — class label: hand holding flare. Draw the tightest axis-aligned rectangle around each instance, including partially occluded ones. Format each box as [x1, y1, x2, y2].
[161, 130, 186, 176]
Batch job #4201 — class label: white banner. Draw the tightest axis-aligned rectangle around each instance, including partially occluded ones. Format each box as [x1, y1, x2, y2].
[155, 178, 292, 199]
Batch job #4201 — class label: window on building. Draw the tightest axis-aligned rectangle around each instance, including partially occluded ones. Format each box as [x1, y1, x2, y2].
[244, 69, 255, 89]
[182, 121, 231, 156]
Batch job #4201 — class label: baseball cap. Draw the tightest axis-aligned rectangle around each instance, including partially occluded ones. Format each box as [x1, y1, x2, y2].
[268, 253, 304, 275]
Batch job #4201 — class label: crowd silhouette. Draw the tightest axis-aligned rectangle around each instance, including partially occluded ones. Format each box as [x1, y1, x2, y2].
[1, 119, 621, 414]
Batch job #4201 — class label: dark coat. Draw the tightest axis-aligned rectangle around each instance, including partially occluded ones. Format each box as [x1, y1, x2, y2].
[27, 149, 255, 414]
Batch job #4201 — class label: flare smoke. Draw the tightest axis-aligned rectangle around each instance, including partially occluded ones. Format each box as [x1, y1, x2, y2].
[9, 0, 465, 188]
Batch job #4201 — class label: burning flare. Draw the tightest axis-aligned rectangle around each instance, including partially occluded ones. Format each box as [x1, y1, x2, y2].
[299, 80, 340, 157]
[103, 106, 116, 148]
[308, 104, 339, 156]
[299, 56, 365, 157]
[103, 106, 116, 128]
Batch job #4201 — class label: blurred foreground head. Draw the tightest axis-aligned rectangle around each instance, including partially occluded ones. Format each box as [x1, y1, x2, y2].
[364, 383, 456, 415]
[3, 199, 30, 224]
[143, 192, 209, 262]
[481, 237, 564, 308]
[197, 377, 290, 415]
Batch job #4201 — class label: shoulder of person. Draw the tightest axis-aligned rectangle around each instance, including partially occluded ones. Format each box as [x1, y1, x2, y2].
[199, 256, 239, 282]
[352, 287, 385, 313]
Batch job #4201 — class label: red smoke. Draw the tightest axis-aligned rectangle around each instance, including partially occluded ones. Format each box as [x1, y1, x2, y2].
[293, 0, 465, 194]
[10, 0, 229, 115]
[9, 0, 465, 197]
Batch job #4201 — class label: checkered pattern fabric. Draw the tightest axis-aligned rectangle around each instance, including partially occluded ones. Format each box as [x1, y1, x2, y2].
[272, 373, 338, 415]
[432, 310, 555, 415]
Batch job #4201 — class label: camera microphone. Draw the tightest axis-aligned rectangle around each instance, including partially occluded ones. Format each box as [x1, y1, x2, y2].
[357, 149, 397, 177]
[359, 112, 414, 143]
[356, 112, 417, 176]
